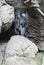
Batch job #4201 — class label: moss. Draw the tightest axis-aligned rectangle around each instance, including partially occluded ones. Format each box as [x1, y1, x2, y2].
[35, 53, 44, 65]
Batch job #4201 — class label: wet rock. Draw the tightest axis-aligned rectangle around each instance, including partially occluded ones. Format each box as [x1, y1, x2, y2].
[5, 35, 38, 65]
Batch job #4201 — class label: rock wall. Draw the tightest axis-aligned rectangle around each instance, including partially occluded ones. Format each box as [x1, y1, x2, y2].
[27, 4, 44, 50]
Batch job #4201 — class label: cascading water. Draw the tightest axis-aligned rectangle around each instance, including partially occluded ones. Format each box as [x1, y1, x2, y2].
[14, 1, 29, 36]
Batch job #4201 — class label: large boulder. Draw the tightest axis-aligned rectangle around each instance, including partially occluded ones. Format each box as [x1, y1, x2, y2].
[0, 0, 14, 33]
[4, 35, 38, 65]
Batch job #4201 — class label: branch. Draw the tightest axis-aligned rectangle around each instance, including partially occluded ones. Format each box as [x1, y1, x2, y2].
[36, 8, 44, 17]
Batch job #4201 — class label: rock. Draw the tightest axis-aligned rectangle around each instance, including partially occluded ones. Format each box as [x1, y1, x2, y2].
[0, 0, 6, 7]
[0, 5, 14, 24]
[0, 42, 7, 65]
[0, 0, 14, 33]
[0, 51, 3, 65]
[5, 35, 38, 65]
[5, 57, 37, 65]
[37, 41, 44, 51]
[0, 18, 2, 33]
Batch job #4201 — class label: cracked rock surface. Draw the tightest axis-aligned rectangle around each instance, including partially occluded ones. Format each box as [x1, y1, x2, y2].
[0, 35, 38, 65]
[5, 35, 38, 65]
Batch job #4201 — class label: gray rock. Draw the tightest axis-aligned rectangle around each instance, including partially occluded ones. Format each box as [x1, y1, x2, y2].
[0, 51, 3, 65]
[0, 5, 14, 24]
[5, 35, 38, 65]
[0, 42, 7, 65]
[0, 0, 14, 33]
[0, 0, 7, 7]
[37, 41, 44, 51]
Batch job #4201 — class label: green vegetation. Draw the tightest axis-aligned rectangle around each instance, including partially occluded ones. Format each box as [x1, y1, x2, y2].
[35, 53, 44, 65]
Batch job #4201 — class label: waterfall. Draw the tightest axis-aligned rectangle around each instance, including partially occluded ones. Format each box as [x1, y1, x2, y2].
[14, 1, 29, 36]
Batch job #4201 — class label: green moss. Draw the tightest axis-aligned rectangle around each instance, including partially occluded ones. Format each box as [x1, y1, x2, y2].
[35, 53, 44, 65]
